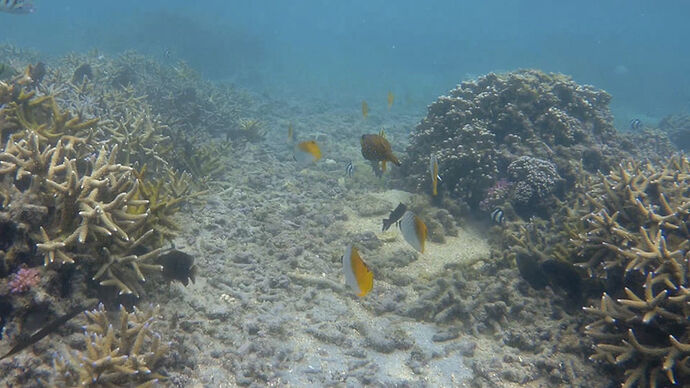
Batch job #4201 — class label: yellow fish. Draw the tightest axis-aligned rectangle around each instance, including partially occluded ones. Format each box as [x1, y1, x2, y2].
[287, 123, 294, 143]
[429, 154, 441, 196]
[361, 100, 369, 119]
[294, 140, 322, 164]
[399, 210, 427, 253]
[342, 245, 373, 297]
[387, 91, 394, 109]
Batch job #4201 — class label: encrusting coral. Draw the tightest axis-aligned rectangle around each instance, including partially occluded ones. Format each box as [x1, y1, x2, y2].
[570, 155, 690, 387]
[54, 303, 169, 387]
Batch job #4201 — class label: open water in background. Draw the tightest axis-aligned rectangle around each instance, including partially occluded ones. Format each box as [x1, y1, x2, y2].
[3, 1, 690, 128]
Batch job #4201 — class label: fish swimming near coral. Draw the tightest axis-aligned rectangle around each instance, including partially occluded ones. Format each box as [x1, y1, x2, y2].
[629, 118, 642, 130]
[157, 249, 198, 286]
[342, 245, 373, 297]
[345, 160, 354, 177]
[399, 210, 427, 253]
[0, 0, 34, 14]
[360, 133, 400, 173]
[491, 207, 505, 224]
[382, 202, 407, 232]
[429, 154, 441, 196]
[294, 140, 322, 164]
[361, 100, 369, 119]
[387, 91, 394, 109]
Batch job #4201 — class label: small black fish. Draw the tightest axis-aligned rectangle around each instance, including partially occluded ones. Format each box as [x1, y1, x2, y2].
[345, 160, 354, 177]
[490, 207, 505, 224]
[157, 249, 197, 286]
[630, 118, 642, 130]
[382, 203, 407, 232]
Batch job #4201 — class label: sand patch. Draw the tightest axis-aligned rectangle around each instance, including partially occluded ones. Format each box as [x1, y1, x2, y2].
[343, 189, 490, 280]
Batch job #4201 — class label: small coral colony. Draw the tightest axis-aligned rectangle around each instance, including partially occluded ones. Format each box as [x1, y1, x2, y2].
[1, 7, 690, 388]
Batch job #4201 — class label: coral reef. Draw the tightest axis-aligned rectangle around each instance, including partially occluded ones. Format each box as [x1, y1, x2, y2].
[401, 69, 642, 213]
[504, 154, 690, 386]
[572, 155, 690, 387]
[54, 303, 169, 387]
[507, 156, 562, 208]
[658, 113, 690, 151]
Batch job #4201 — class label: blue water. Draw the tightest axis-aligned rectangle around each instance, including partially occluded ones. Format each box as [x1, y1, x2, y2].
[3, 0, 690, 123]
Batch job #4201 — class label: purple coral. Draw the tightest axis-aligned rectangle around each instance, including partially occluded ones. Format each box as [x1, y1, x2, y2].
[479, 178, 512, 211]
[8, 267, 41, 293]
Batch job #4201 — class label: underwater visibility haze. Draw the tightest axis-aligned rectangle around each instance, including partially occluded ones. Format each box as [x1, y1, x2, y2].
[1, 1, 690, 386]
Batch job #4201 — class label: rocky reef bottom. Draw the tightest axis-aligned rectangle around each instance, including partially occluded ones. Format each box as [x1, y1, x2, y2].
[0, 102, 612, 387]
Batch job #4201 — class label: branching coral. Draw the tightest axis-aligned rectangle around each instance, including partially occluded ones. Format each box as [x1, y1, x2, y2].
[0, 130, 162, 295]
[131, 166, 206, 246]
[574, 155, 690, 386]
[54, 303, 169, 387]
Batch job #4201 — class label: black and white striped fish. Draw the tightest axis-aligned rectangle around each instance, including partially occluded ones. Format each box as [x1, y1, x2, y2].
[629, 118, 642, 131]
[0, 0, 34, 14]
[490, 207, 505, 224]
[345, 160, 354, 177]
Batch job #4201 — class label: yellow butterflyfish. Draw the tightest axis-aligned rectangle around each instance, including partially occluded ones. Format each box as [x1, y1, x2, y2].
[342, 245, 373, 297]
[294, 140, 322, 165]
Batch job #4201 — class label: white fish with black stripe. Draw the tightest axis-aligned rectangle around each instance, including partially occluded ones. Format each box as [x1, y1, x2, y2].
[345, 160, 354, 177]
[0, 0, 34, 14]
[490, 207, 505, 224]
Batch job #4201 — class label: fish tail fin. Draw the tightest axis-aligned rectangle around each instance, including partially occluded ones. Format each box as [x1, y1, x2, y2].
[382, 219, 390, 232]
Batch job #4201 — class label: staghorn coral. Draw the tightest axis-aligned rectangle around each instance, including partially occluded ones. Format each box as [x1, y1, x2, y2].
[401, 69, 636, 212]
[54, 303, 169, 387]
[0, 130, 162, 296]
[227, 118, 266, 143]
[131, 166, 206, 246]
[572, 155, 690, 386]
